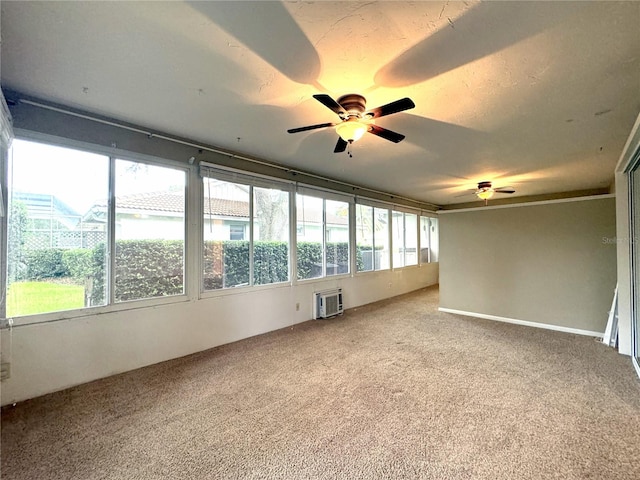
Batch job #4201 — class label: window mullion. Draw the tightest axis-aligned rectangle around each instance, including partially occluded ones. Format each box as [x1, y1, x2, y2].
[322, 199, 327, 277]
[403, 213, 408, 266]
[107, 156, 116, 305]
[371, 208, 377, 270]
[349, 201, 356, 275]
[428, 218, 433, 263]
[290, 188, 297, 284]
[249, 185, 254, 286]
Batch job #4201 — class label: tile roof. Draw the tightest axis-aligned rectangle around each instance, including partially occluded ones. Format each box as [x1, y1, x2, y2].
[91, 192, 249, 218]
[116, 192, 186, 213]
[88, 192, 347, 224]
[203, 198, 249, 217]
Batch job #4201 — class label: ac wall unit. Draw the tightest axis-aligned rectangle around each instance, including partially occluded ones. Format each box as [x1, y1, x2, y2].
[314, 288, 343, 319]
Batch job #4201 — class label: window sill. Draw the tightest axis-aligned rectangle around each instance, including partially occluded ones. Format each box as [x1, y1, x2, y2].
[5, 294, 192, 328]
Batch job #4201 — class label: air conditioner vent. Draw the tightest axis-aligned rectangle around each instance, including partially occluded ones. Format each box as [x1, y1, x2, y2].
[314, 288, 343, 319]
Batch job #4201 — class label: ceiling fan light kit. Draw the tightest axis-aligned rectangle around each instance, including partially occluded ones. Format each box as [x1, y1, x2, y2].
[476, 188, 494, 201]
[335, 119, 367, 143]
[473, 181, 516, 205]
[287, 93, 415, 153]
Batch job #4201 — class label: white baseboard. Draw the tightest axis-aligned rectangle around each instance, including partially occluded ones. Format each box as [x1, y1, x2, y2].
[438, 307, 604, 338]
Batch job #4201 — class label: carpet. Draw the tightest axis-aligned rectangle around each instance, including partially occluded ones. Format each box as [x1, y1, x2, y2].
[2, 285, 639, 479]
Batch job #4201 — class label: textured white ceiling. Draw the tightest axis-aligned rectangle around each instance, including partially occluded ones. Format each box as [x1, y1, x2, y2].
[1, 1, 639, 205]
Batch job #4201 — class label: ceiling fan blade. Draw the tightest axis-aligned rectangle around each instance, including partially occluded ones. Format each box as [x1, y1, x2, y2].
[366, 97, 415, 119]
[495, 187, 516, 194]
[368, 125, 406, 143]
[334, 137, 348, 153]
[287, 122, 335, 134]
[455, 190, 478, 197]
[313, 94, 347, 118]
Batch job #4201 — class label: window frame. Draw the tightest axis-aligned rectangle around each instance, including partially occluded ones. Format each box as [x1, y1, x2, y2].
[391, 207, 420, 270]
[295, 186, 353, 281]
[200, 163, 293, 293]
[354, 200, 391, 274]
[1, 129, 437, 326]
[3, 131, 192, 326]
[419, 213, 439, 264]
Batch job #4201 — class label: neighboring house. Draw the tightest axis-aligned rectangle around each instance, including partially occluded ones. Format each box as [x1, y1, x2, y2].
[11, 192, 101, 249]
[83, 190, 190, 241]
[82, 190, 251, 241]
[296, 207, 350, 243]
[15, 183, 351, 250]
[203, 197, 251, 241]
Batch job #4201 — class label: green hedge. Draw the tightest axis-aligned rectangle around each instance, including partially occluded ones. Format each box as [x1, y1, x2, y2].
[221, 241, 249, 287]
[57, 240, 184, 305]
[204, 240, 289, 288]
[24, 248, 68, 279]
[114, 240, 184, 302]
[296, 241, 323, 279]
[90, 243, 107, 306]
[254, 241, 289, 285]
[204, 240, 359, 285]
[62, 249, 95, 282]
[20, 240, 364, 301]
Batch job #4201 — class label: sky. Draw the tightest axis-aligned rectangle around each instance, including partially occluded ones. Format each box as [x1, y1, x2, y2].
[10, 139, 185, 215]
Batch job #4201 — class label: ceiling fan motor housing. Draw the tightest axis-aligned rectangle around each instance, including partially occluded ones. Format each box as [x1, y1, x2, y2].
[337, 94, 367, 117]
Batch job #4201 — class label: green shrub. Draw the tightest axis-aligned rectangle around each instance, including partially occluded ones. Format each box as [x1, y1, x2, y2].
[222, 241, 250, 287]
[62, 249, 95, 282]
[83, 240, 185, 304]
[296, 241, 322, 279]
[114, 240, 184, 301]
[204, 240, 290, 288]
[296, 241, 357, 279]
[89, 243, 107, 306]
[24, 248, 68, 279]
[22, 239, 360, 304]
[254, 241, 289, 285]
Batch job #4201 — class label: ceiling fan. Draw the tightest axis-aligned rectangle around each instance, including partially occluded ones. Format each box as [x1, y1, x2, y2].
[287, 94, 415, 154]
[461, 181, 516, 205]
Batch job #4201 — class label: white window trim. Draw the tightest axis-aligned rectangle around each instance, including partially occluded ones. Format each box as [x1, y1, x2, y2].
[5, 132, 192, 326]
[200, 165, 294, 293]
[295, 191, 352, 281]
[354, 203, 392, 274]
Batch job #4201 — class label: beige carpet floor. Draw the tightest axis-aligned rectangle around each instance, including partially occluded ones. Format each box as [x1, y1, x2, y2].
[2, 285, 639, 479]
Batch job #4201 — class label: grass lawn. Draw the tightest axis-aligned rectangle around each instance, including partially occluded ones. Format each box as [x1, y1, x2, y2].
[6, 281, 85, 317]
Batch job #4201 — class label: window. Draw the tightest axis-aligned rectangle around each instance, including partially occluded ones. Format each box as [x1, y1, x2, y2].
[229, 224, 245, 241]
[325, 199, 350, 276]
[4, 139, 187, 318]
[405, 212, 418, 266]
[6, 140, 109, 317]
[296, 193, 350, 279]
[392, 210, 418, 268]
[356, 204, 390, 272]
[114, 159, 186, 302]
[202, 167, 290, 290]
[253, 186, 290, 285]
[420, 216, 439, 263]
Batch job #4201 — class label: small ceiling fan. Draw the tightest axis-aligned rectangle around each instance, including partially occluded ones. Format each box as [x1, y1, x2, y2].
[287, 94, 415, 154]
[460, 181, 516, 205]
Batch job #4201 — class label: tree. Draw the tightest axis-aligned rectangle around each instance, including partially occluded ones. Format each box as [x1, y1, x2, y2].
[7, 200, 29, 283]
[254, 188, 288, 241]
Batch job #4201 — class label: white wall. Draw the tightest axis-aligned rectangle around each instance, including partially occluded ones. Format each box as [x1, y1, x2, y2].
[0, 264, 438, 405]
[439, 196, 617, 335]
